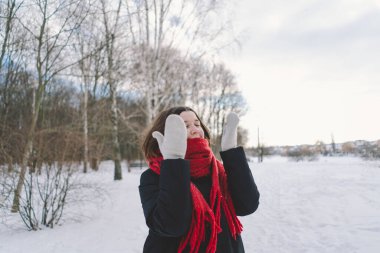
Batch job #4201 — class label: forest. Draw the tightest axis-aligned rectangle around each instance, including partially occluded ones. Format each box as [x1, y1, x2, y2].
[0, 0, 247, 228]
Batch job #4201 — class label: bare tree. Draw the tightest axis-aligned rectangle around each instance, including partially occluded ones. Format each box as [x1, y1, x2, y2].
[189, 62, 247, 150]
[0, 0, 21, 73]
[72, 3, 108, 173]
[11, 0, 87, 212]
[99, 0, 125, 180]
[0, 0, 30, 209]
[0, 0, 27, 158]
[125, 0, 235, 124]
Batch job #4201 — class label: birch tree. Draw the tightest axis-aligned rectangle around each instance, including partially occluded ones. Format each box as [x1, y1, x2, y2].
[125, 0, 234, 124]
[99, 0, 125, 180]
[189, 62, 247, 151]
[11, 0, 87, 212]
[72, 4, 107, 173]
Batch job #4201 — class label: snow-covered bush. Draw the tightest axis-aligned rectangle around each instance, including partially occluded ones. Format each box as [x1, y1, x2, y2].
[17, 163, 76, 230]
[286, 145, 319, 162]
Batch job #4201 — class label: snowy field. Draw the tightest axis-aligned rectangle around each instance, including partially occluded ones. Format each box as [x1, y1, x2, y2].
[1, 156, 379, 253]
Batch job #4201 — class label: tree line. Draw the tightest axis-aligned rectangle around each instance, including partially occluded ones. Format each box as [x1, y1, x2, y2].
[1, 0, 247, 214]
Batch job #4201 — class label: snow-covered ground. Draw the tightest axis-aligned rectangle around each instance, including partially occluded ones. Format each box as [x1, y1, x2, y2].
[1, 156, 379, 253]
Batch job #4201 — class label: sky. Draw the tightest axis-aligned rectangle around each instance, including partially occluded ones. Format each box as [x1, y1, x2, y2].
[221, 0, 380, 147]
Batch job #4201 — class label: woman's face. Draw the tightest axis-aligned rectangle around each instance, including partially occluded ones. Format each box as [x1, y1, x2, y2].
[179, 111, 204, 139]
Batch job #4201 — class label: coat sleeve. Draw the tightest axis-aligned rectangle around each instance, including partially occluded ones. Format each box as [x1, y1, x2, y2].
[139, 159, 192, 237]
[220, 147, 260, 216]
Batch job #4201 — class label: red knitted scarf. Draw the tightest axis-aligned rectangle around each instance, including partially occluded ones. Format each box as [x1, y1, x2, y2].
[148, 138, 242, 253]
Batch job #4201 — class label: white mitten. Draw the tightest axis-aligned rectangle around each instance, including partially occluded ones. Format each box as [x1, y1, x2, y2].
[221, 112, 239, 151]
[152, 114, 187, 159]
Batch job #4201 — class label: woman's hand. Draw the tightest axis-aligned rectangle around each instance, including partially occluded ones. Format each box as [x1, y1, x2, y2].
[152, 114, 187, 159]
[221, 112, 240, 151]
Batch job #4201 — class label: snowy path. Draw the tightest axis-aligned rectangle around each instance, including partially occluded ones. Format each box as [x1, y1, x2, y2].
[1, 157, 380, 253]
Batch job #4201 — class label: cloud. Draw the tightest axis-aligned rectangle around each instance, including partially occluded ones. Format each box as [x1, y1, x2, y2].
[222, 0, 380, 146]
[263, 9, 380, 52]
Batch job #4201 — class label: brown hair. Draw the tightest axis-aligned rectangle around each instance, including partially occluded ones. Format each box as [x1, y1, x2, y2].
[142, 106, 211, 160]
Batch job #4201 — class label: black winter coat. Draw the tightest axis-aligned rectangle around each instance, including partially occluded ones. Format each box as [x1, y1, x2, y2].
[139, 147, 260, 253]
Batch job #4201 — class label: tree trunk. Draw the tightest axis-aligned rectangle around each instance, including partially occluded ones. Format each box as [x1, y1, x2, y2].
[11, 82, 41, 212]
[110, 82, 122, 180]
[100, 0, 123, 180]
[83, 83, 89, 173]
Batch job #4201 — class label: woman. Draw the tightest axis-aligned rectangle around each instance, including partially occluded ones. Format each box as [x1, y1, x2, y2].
[139, 106, 260, 253]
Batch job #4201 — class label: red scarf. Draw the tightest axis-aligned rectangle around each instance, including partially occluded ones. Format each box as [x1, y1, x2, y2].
[148, 138, 242, 253]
